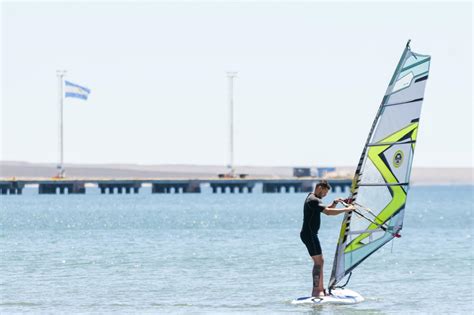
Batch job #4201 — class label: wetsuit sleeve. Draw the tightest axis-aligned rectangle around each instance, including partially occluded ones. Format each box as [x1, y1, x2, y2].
[307, 196, 325, 213]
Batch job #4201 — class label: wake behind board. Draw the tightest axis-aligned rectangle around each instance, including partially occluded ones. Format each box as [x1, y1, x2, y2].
[291, 288, 364, 305]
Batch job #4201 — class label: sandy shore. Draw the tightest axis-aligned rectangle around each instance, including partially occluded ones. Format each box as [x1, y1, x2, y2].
[1, 161, 472, 185]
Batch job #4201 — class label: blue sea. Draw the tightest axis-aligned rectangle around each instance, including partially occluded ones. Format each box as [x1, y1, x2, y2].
[1, 185, 473, 314]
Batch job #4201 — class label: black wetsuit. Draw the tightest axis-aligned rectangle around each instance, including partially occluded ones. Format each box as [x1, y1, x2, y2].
[300, 193, 325, 256]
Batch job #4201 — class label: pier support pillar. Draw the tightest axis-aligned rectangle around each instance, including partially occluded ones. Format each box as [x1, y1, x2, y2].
[340, 185, 347, 193]
[185, 181, 201, 193]
[152, 185, 165, 193]
[72, 183, 86, 194]
[39, 184, 58, 194]
[152, 183, 190, 194]
[38, 183, 85, 195]
[210, 182, 254, 194]
[262, 183, 277, 193]
[301, 182, 314, 193]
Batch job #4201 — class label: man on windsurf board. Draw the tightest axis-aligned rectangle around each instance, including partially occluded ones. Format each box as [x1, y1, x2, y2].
[300, 180, 354, 297]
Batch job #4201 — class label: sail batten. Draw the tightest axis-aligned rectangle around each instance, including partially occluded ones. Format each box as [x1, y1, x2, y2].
[328, 41, 431, 290]
[357, 183, 409, 187]
[384, 98, 424, 107]
[367, 140, 416, 147]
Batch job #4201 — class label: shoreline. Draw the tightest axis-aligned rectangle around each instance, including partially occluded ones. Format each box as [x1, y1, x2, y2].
[1, 161, 472, 185]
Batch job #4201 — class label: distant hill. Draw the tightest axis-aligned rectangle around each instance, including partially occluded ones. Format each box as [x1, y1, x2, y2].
[0, 161, 472, 185]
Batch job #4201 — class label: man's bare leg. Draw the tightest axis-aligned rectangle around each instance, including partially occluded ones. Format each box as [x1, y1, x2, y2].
[311, 255, 325, 297]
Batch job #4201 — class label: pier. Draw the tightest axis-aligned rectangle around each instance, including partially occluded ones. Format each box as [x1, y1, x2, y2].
[0, 178, 351, 195]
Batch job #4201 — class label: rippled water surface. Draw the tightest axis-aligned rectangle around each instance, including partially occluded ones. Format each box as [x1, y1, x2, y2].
[1, 185, 472, 314]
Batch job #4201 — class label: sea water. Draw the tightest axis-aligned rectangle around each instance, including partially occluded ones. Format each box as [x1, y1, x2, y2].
[1, 185, 472, 314]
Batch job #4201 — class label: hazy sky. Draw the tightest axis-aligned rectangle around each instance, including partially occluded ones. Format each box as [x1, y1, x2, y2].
[1, 1, 472, 167]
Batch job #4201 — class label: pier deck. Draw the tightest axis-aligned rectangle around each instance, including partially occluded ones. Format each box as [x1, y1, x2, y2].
[0, 177, 352, 195]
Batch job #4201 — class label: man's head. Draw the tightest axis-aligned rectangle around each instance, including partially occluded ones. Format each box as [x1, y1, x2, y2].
[314, 180, 331, 198]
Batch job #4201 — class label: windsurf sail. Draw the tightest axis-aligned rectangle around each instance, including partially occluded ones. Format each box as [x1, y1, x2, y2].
[328, 40, 431, 290]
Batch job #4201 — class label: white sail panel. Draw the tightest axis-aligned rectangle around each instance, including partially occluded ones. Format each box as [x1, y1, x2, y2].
[357, 158, 386, 184]
[371, 101, 422, 143]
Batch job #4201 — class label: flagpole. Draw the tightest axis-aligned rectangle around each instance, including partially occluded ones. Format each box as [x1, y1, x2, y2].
[57, 70, 66, 178]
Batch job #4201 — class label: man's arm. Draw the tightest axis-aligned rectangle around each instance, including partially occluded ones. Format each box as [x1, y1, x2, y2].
[322, 203, 355, 216]
[326, 199, 339, 209]
[323, 198, 344, 212]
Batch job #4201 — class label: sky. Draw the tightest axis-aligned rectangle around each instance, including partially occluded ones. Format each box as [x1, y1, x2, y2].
[1, 1, 472, 168]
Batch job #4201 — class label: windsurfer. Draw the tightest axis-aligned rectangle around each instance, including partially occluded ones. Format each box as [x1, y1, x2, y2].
[300, 180, 354, 297]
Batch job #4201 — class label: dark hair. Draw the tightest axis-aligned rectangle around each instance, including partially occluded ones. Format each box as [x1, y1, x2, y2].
[316, 180, 331, 190]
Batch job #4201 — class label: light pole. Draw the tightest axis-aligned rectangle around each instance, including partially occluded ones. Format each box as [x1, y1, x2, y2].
[227, 71, 237, 177]
[57, 70, 67, 178]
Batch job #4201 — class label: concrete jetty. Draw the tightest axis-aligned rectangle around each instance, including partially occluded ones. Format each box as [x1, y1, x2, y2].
[0, 178, 352, 195]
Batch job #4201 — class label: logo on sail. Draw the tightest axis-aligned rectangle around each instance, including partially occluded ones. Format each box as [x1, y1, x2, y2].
[393, 150, 404, 168]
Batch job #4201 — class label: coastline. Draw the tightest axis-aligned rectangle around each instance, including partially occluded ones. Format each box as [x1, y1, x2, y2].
[1, 161, 472, 185]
